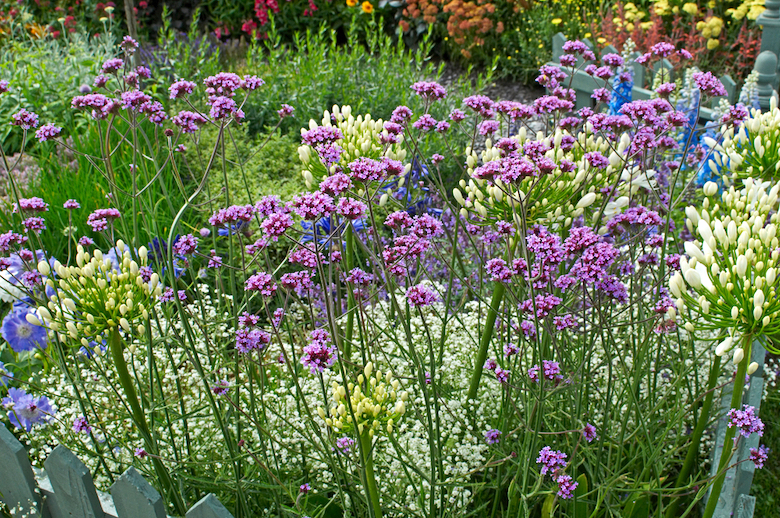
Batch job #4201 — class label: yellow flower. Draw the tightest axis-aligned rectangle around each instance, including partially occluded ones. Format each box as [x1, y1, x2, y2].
[347, 0, 357, 6]
[707, 38, 720, 50]
[640, 21, 653, 30]
[552, 18, 562, 25]
[361, 1, 373, 13]
[626, 22, 635, 31]
[682, 2, 698, 15]
[584, 32, 591, 38]
[597, 37, 607, 45]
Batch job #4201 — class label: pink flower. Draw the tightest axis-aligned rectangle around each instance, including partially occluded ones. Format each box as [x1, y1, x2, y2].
[406, 283, 438, 307]
[336, 198, 367, 220]
[245, 272, 277, 297]
[35, 124, 61, 142]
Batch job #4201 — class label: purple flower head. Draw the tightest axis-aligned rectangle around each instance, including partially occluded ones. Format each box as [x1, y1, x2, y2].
[2, 387, 55, 431]
[413, 114, 437, 132]
[210, 96, 244, 121]
[36, 123, 62, 142]
[11, 109, 39, 130]
[235, 328, 271, 353]
[245, 272, 277, 297]
[73, 416, 92, 434]
[449, 108, 466, 122]
[204, 72, 243, 97]
[390, 105, 413, 124]
[276, 104, 294, 118]
[693, 71, 727, 97]
[0, 361, 14, 388]
[536, 446, 568, 476]
[582, 423, 598, 442]
[348, 157, 387, 183]
[14, 197, 49, 214]
[301, 330, 337, 373]
[241, 75, 265, 91]
[484, 358, 498, 371]
[2, 308, 48, 352]
[335, 437, 356, 455]
[495, 367, 510, 384]
[463, 95, 495, 118]
[727, 405, 765, 438]
[750, 445, 769, 469]
[406, 283, 438, 307]
[602, 53, 623, 67]
[79, 236, 94, 247]
[435, 120, 450, 133]
[504, 342, 519, 357]
[0, 80, 8, 94]
[169, 80, 196, 99]
[555, 473, 578, 499]
[134, 448, 148, 458]
[478, 120, 500, 135]
[293, 191, 335, 220]
[172, 234, 198, 256]
[562, 40, 589, 55]
[93, 75, 109, 88]
[121, 36, 139, 53]
[261, 212, 294, 240]
[22, 217, 46, 235]
[87, 208, 121, 232]
[302, 126, 344, 146]
[101, 58, 124, 74]
[485, 429, 502, 444]
[412, 81, 447, 101]
[585, 151, 609, 170]
[554, 314, 578, 331]
[212, 380, 231, 396]
[300, 483, 311, 494]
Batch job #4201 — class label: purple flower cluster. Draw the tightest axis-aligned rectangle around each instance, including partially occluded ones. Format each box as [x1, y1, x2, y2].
[11, 109, 39, 130]
[245, 272, 277, 297]
[406, 283, 438, 307]
[727, 405, 765, 439]
[536, 447, 578, 499]
[301, 329, 337, 373]
[87, 208, 121, 232]
[2, 387, 55, 431]
[484, 428, 501, 444]
[411, 81, 447, 101]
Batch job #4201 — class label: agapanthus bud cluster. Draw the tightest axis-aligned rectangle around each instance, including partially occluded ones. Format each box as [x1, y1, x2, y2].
[670, 178, 780, 355]
[298, 105, 408, 188]
[30, 242, 161, 345]
[319, 362, 408, 438]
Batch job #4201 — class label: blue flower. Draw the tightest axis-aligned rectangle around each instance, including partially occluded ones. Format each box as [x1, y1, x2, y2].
[300, 217, 365, 247]
[2, 387, 55, 431]
[0, 360, 13, 388]
[608, 70, 633, 116]
[217, 220, 250, 236]
[1, 307, 48, 352]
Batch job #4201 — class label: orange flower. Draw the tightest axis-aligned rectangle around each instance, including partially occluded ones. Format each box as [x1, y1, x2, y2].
[347, 0, 357, 6]
[361, 1, 374, 13]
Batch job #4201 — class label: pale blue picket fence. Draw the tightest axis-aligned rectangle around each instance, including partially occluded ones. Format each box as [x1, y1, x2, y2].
[0, 426, 233, 518]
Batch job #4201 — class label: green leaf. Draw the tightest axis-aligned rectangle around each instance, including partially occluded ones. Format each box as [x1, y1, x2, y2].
[574, 473, 589, 518]
[542, 493, 557, 518]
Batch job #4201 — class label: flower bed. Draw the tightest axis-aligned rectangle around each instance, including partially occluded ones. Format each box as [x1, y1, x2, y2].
[0, 31, 778, 518]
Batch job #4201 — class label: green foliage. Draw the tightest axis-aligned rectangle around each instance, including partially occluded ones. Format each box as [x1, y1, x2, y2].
[197, 126, 306, 210]
[0, 31, 114, 153]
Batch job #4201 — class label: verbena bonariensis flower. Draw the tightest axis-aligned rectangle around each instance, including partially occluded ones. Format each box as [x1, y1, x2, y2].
[301, 329, 337, 373]
[411, 81, 446, 101]
[670, 179, 780, 356]
[36, 123, 62, 142]
[406, 283, 438, 307]
[11, 109, 39, 130]
[2, 387, 55, 431]
[87, 208, 121, 232]
[31, 242, 160, 345]
[750, 445, 769, 469]
[484, 429, 501, 444]
[727, 404, 765, 438]
[319, 362, 408, 437]
[13, 197, 49, 213]
[536, 446, 568, 476]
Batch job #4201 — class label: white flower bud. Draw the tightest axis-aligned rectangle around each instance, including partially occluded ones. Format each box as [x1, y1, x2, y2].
[732, 347, 744, 365]
[576, 192, 597, 209]
[684, 242, 706, 264]
[703, 181, 718, 196]
[748, 362, 759, 375]
[25, 313, 42, 327]
[754, 289, 765, 308]
[754, 306, 763, 320]
[120, 318, 131, 332]
[736, 255, 748, 277]
[684, 322, 695, 332]
[684, 269, 702, 289]
[731, 306, 739, 319]
[715, 336, 733, 356]
[685, 206, 700, 226]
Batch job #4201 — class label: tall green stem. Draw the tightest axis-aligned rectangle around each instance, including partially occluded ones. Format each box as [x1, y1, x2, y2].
[665, 354, 722, 517]
[360, 433, 382, 518]
[344, 223, 355, 359]
[467, 284, 506, 402]
[702, 336, 752, 518]
[110, 330, 186, 514]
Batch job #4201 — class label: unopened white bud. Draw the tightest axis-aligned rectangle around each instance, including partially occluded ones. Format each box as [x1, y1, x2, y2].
[748, 362, 759, 375]
[732, 347, 744, 365]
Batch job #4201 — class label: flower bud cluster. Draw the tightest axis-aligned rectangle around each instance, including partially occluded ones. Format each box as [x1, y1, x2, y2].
[454, 127, 636, 227]
[319, 362, 408, 438]
[298, 105, 408, 188]
[713, 97, 780, 182]
[31, 241, 161, 345]
[670, 178, 780, 354]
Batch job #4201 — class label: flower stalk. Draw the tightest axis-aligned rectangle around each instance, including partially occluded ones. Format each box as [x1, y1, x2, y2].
[360, 432, 382, 518]
[701, 334, 752, 518]
[110, 329, 186, 514]
[467, 283, 506, 402]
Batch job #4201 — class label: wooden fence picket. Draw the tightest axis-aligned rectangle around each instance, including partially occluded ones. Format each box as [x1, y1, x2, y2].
[43, 445, 104, 518]
[110, 467, 167, 518]
[0, 423, 40, 517]
[185, 494, 234, 518]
